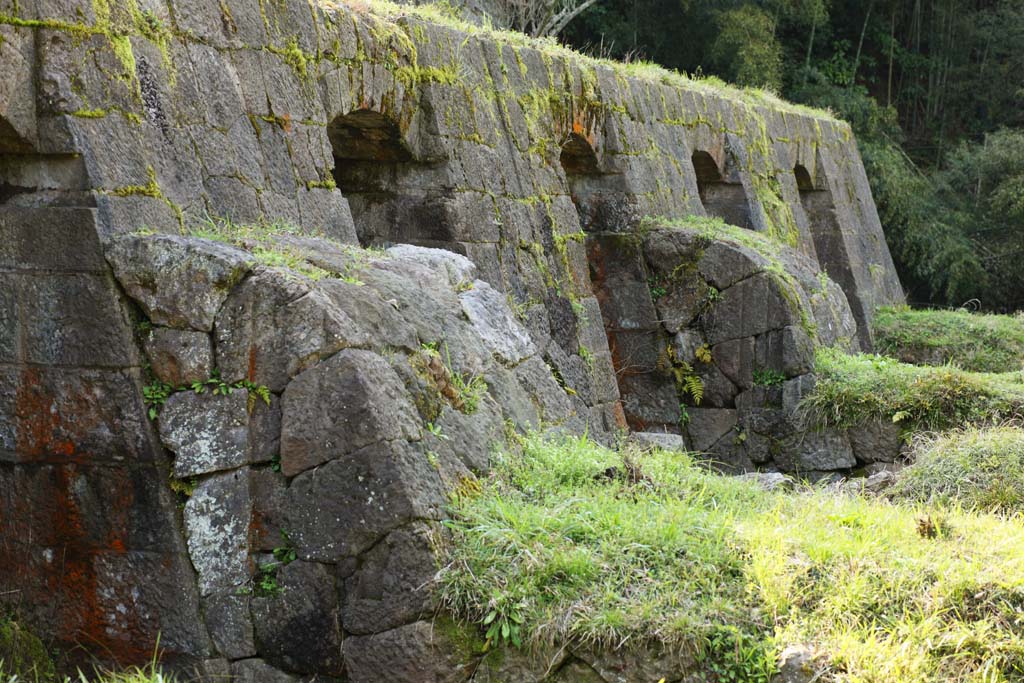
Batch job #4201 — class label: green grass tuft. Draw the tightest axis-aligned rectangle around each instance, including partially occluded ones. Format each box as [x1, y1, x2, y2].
[890, 426, 1024, 514]
[440, 433, 1024, 682]
[874, 306, 1024, 373]
[186, 215, 378, 283]
[802, 347, 1024, 431]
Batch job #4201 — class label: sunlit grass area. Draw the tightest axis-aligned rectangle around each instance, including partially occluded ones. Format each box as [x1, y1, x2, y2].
[803, 347, 1024, 431]
[874, 306, 1024, 373]
[440, 433, 1024, 682]
[890, 426, 1024, 514]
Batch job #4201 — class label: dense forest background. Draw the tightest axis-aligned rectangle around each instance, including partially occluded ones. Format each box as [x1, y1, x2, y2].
[555, 0, 1024, 310]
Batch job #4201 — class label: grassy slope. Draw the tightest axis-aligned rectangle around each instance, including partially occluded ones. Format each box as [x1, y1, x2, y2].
[891, 426, 1024, 514]
[874, 307, 1024, 373]
[440, 434, 1024, 682]
[802, 347, 1024, 431]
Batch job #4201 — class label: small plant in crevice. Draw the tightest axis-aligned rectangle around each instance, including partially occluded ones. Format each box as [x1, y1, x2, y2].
[242, 531, 297, 598]
[168, 475, 197, 507]
[270, 454, 282, 473]
[426, 422, 449, 440]
[695, 344, 713, 364]
[415, 341, 488, 415]
[273, 530, 298, 565]
[426, 451, 441, 470]
[661, 344, 704, 406]
[143, 381, 173, 419]
[144, 370, 272, 420]
[752, 368, 786, 387]
[647, 275, 668, 300]
[578, 344, 594, 370]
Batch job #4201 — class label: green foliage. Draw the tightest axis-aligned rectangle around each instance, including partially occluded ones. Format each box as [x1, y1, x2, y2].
[188, 215, 375, 283]
[803, 347, 1024, 431]
[143, 372, 270, 420]
[709, 5, 782, 90]
[752, 368, 786, 387]
[874, 306, 1024, 373]
[440, 433, 1024, 681]
[443, 344, 487, 415]
[890, 426, 1024, 514]
[142, 381, 172, 419]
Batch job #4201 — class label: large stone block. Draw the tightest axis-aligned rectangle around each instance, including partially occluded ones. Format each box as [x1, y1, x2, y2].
[342, 521, 440, 634]
[143, 327, 213, 386]
[183, 470, 252, 596]
[775, 429, 856, 473]
[280, 349, 420, 476]
[105, 235, 252, 331]
[215, 268, 369, 392]
[286, 440, 446, 560]
[251, 561, 344, 676]
[18, 272, 135, 367]
[5, 367, 153, 463]
[158, 390, 278, 477]
[343, 621, 476, 683]
[460, 281, 536, 365]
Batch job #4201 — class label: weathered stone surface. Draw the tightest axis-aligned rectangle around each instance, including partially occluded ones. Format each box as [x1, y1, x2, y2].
[343, 620, 475, 683]
[773, 646, 821, 683]
[776, 429, 856, 473]
[105, 235, 252, 331]
[143, 327, 212, 385]
[630, 431, 686, 451]
[847, 420, 903, 464]
[215, 268, 369, 392]
[573, 644, 696, 683]
[473, 647, 568, 683]
[319, 278, 418, 351]
[204, 592, 255, 660]
[158, 390, 277, 477]
[280, 349, 420, 477]
[287, 440, 445, 560]
[342, 521, 439, 634]
[460, 281, 536, 364]
[703, 272, 795, 345]
[252, 560, 344, 676]
[184, 469, 251, 597]
[514, 355, 574, 424]
[686, 408, 738, 452]
[2, 367, 154, 463]
[387, 244, 478, 286]
[229, 659, 299, 683]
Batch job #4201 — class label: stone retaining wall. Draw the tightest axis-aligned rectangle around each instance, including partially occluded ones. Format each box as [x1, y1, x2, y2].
[0, 0, 905, 677]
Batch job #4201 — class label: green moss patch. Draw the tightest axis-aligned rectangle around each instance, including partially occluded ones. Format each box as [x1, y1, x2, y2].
[891, 426, 1024, 514]
[803, 347, 1024, 431]
[440, 433, 1024, 682]
[0, 617, 55, 680]
[874, 306, 1024, 373]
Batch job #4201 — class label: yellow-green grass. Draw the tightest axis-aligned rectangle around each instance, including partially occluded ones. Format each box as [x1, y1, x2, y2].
[440, 433, 1024, 682]
[874, 306, 1024, 373]
[890, 426, 1024, 514]
[802, 347, 1024, 431]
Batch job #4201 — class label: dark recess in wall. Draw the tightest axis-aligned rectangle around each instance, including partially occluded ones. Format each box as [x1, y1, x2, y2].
[329, 109, 450, 247]
[691, 149, 751, 229]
